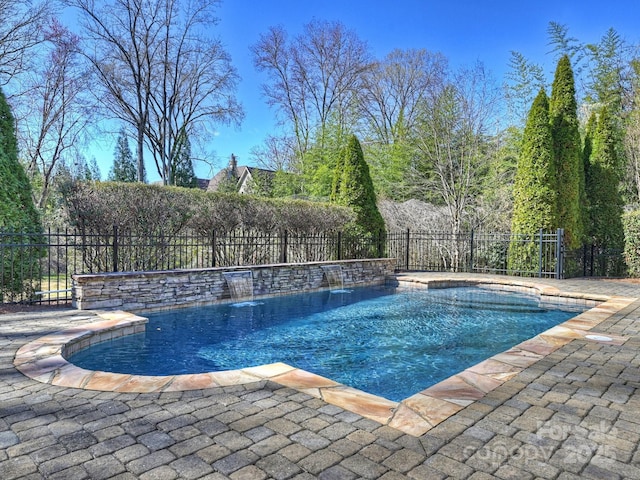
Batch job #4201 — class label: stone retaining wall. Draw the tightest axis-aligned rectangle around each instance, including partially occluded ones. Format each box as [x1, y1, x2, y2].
[72, 259, 396, 311]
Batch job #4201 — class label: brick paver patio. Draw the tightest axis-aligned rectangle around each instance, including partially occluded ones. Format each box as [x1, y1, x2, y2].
[2, 274, 640, 479]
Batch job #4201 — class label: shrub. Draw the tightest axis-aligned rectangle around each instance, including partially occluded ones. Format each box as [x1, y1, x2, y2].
[623, 211, 640, 277]
[63, 181, 193, 236]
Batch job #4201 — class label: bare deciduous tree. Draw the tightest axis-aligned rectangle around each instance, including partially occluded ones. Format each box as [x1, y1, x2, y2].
[359, 48, 447, 145]
[252, 19, 371, 158]
[15, 18, 93, 208]
[69, 0, 157, 182]
[144, 0, 242, 184]
[250, 134, 298, 172]
[0, 0, 51, 83]
[412, 62, 500, 264]
[70, 0, 242, 185]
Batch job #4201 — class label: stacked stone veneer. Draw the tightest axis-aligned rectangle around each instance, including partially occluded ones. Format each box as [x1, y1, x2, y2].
[72, 258, 396, 311]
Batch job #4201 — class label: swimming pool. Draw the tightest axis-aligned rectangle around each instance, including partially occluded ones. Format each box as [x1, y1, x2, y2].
[68, 286, 583, 401]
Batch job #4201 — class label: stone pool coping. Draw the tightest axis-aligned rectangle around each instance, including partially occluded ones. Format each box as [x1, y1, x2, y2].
[13, 274, 637, 437]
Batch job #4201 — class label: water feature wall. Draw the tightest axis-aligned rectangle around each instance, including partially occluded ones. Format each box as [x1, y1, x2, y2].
[72, 259, 396, 311]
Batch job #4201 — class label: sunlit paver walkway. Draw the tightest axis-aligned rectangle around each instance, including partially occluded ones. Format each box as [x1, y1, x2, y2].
[2, 274, 640, 479]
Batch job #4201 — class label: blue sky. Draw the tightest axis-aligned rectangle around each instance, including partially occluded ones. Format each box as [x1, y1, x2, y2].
[91, 0, 640, 181]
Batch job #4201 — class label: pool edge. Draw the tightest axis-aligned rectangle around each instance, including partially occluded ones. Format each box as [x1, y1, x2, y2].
[13, 274, 636, 437]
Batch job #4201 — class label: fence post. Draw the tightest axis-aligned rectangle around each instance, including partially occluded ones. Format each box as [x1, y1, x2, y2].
[555, 228, 564, 279]
[211, 230, 216, 268]
[281, 229, 288, 264]
[538, 228, 543, 278]
[112, 225, 119, 273]
[405, 228, 410, 270]
[337, 231, 342, 261]
[469, 229, 475, 273]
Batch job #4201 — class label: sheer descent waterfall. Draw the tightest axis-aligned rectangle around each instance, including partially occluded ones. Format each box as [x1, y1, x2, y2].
[321, 265, 349, 293]
[222, 271, 254, 302]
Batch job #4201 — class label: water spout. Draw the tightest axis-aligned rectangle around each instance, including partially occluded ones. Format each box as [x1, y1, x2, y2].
[321, 265, 350, 293]
[223, 271, 254, 304]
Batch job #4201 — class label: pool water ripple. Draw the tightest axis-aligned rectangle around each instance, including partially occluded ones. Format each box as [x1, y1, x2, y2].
[68, 286, 582, 401]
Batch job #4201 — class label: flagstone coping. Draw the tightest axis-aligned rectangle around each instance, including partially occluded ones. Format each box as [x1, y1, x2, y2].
[13, 274, 635, 437]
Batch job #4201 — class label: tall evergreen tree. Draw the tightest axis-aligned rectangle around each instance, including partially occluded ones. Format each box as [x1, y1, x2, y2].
[582, 112, 596, 232]
[108, 129, 137, 182]
[74, 155, 101, 181]
[0, 88, 41, 230]
[508, 89, 557, 272]
[549, 55, 584, 248]
[0, 87, 43, 300]
[332, 134, 385, 236]
[170, 128, 197, 188]
[585, 106, 624, 248]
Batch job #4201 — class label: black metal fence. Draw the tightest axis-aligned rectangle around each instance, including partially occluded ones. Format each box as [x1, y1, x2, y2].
[0, 227, 623, 304]
[564, 244, 626, 278]
[386, 229, 564, 277]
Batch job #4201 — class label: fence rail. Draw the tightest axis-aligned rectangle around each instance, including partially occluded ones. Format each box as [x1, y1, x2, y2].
[1, 227, 622, 304]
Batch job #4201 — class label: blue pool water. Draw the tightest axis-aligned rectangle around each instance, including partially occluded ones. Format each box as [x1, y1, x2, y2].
[68, 286, 583, 401]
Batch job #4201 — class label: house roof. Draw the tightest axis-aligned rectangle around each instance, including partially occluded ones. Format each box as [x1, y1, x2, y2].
[207, 165, 275, 192]
[196, 178, 210, 190]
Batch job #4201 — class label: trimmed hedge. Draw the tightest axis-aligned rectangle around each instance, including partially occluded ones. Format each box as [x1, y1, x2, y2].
[63, 181, 354, 236]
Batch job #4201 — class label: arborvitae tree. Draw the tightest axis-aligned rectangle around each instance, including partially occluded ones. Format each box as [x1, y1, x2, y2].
[549, 55, 584, 248]
[0, 87, 43, 300]
[332, 134, 385, 237]
[108, 129, 137, 182]
[585, 106, 624, 248]
[582, 112, 596, 232]
[508, 89, 557, 272]
[0, 88, 41, 230]
[170, 128, 197, 188]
